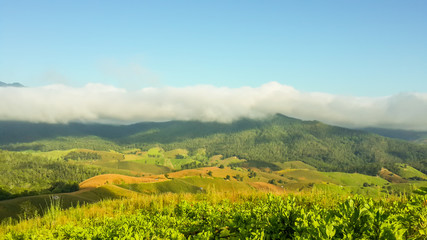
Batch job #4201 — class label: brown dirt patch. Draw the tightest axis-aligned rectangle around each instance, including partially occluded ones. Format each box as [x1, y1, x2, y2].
[80, 174, 166, 189]
[167, 167, 241, 179]
[378, 168, 407, 183]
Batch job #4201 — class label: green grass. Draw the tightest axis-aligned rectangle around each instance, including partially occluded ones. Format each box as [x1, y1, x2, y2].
[134, 157, 167, 165]
[147, 147, 164, 157]
[324, 172, 388, 187]
[28, 149, 74, 159]
[120, 179, 202, 194]
[93, 161, 170, 175]
[247, 171, 289, 184]
[132, 156, 197, 170]
[29, 149, 125, 163]
[278, 169, 335, 184]
[178, 177, 254, 193]
[120, 177, 255, 195]
[169, 158, 198, 169]
[164, 149, 188, 159]
[0, 193, 91, 221]
[215, 157, 246, 167]
[313, 184, 386, 197]
[273, 161, 316, 171]
[387, 181, 427, 194]
[396, 163, 427, 180]
[0, 185, 141, 221]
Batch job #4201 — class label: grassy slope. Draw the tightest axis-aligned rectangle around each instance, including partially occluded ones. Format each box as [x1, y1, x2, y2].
[2, 161, 427, 221]
[274, 161, 317, 170]
[324, 172, 388, 186]
[120, 176, 258, 195]
[24, 148, 173, 176]
[208, 156, 246, 167]
[396, 163, 427, 180]
[79, 174, 166, 189]
[0, 185, 138, 220]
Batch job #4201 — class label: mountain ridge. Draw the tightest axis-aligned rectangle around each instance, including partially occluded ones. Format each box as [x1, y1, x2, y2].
[0, 81, 24, 87]
[361, 127, 427, 142]
[1, 114, 426, 176]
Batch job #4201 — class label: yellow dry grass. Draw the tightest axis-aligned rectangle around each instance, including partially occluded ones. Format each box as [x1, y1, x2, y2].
[167, 167, 242, 179]
[79, 174, 166, 189]
[249, 182, 285, 193]
[123, 154, 143, 161]
[209, 155, 223, 161]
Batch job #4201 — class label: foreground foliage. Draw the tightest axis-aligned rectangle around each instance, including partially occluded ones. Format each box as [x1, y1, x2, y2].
[2, 193, 426, 239]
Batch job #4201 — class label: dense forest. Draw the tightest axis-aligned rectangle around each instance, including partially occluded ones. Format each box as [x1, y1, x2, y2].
[0, 150, 105, 200]
[1, 114, 427, 176]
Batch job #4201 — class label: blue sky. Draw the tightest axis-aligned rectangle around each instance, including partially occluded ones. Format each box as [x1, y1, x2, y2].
[1, 0, 427, 96]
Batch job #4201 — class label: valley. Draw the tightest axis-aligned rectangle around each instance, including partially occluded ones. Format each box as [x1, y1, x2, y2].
[1, 115, 427, 238]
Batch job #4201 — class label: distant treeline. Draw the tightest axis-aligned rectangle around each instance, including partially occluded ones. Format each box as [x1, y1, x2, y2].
[64, 151, 101, 161]
[0, 181, 79, 201]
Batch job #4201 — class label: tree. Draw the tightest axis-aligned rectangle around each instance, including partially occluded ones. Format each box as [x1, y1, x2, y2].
[233, 174, 243, 181]
[248, 170, 257, 178]
[0, 187, 12, 200]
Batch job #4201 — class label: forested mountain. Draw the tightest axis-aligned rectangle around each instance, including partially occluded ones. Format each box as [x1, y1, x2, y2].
[0, 118, 264, 145]
[1, 114, 427, 175]
[361, 127, 427, 142]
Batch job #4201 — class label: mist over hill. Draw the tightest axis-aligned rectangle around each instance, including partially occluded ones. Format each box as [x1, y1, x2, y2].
[1, 114, 427, 176]
[1, 83, 427, 131]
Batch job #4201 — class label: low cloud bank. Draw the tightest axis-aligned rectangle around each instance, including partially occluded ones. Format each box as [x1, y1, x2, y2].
[1, 82, 427, 130]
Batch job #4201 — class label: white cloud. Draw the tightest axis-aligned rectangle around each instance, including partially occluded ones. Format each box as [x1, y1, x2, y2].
[1, 82, 427, 130]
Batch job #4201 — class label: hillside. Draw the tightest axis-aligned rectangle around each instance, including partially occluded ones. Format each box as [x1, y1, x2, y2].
[2, 163, 426, 221]
[362, 127, 427, 142]
[1, 114, 427, 175]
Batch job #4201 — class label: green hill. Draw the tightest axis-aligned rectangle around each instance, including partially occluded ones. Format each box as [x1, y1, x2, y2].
[1, 114, 427, 176]
[395, 163, 427, 180]
[120, 177, 255, 195]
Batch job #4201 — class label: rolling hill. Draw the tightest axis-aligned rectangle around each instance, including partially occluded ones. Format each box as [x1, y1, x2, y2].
[1, 114, 427, 176]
